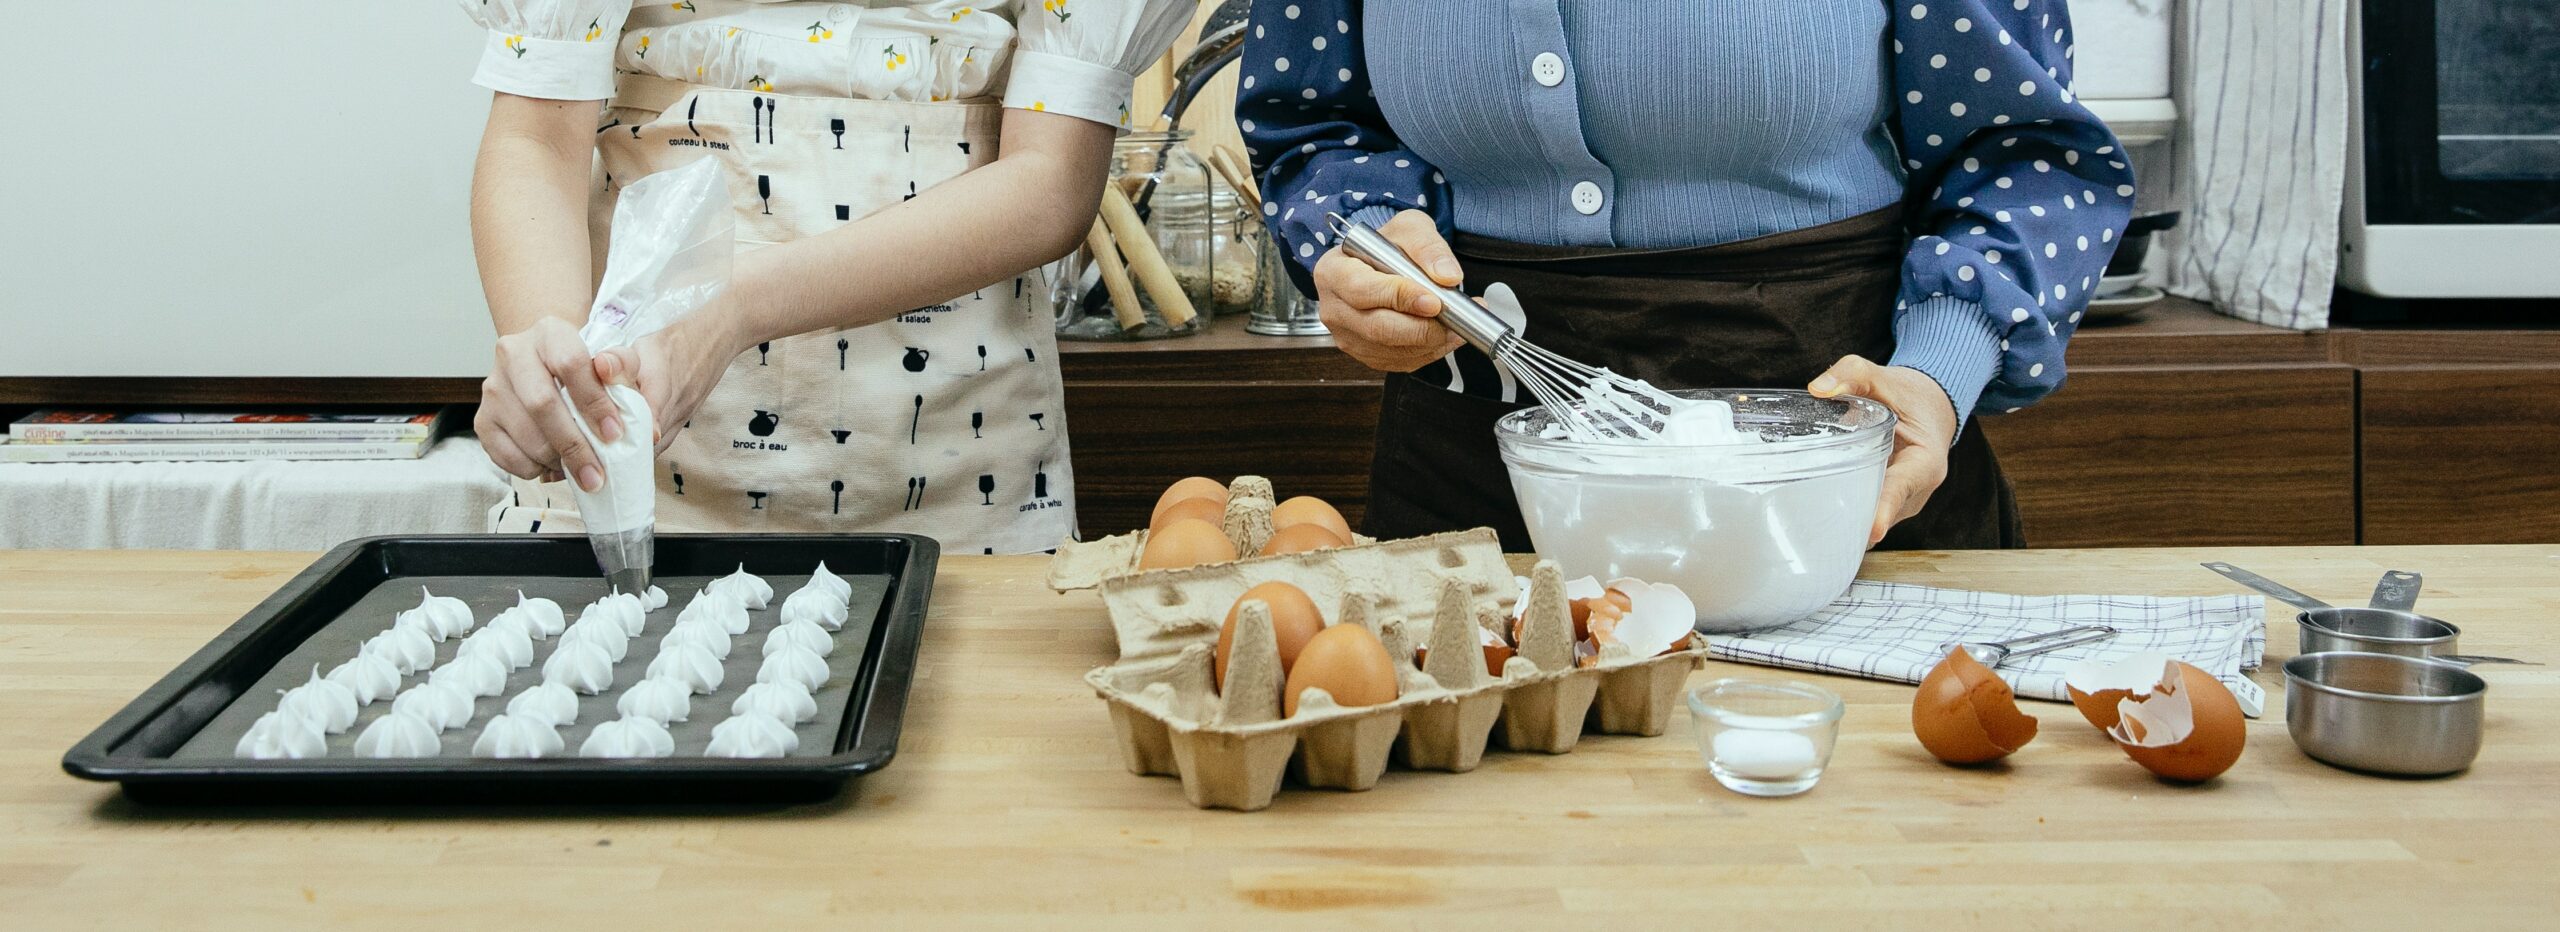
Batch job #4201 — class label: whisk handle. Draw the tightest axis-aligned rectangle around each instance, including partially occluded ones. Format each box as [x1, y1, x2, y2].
[1326, 213, 1513, 354]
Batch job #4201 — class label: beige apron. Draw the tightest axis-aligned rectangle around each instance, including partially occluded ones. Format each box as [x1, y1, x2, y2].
[494, 74, 1076, 555]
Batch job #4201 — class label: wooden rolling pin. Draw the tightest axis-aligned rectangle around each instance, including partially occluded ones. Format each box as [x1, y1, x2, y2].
[1085, 220, 1148, 332]
[1096, 186, 1199, 328]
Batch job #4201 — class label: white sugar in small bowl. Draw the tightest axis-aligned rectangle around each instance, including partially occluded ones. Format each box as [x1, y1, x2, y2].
[1495, 389, 1891, 632]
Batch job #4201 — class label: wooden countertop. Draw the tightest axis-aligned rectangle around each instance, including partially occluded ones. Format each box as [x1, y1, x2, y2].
[6, 546, 2557, 928]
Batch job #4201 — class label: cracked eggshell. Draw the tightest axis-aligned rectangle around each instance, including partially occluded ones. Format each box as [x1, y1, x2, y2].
[2106, 660, 2246, 782]
[2063, 651, 2178, 731]
[1912, 646, 2039, 764]
[1592, 578, 1696, 660]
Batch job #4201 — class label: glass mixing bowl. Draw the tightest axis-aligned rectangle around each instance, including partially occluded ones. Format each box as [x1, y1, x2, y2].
[1493, 389, 1892, 632]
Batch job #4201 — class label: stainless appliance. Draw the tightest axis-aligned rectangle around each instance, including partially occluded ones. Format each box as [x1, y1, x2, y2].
[2341, 0, 2560, 300]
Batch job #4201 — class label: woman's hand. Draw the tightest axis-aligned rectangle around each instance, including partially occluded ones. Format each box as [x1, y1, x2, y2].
[475, 317, 625, 490]
[1808, 355, 1960, 547]
[1312, 210, 1467, 372]
[592, 303, 750, 456]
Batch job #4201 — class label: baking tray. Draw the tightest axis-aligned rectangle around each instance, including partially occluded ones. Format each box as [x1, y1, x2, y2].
[61, 533, 937, 805]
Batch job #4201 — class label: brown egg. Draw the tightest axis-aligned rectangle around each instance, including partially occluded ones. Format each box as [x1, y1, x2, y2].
[1258, 523, 1347, 556]
[1282, 623, 1401, 717]
[1152, 477, 1229, 521]
[2110, 661, 2246, 782]
[1137, 518, 1236, 570]
[1268, 496, 1353, 543]
[1214, 581, 1325, 690]
[1415, 643, 1518, 677]
[1149, 496, 1227, 533]
[1911, 646, 2039, 764]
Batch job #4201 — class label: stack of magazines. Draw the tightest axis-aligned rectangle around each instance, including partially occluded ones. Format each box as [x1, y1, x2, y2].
[0, 409, 448, 463]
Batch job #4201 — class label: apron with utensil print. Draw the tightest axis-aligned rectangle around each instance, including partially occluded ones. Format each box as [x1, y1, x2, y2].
[492, 74, 1075, 555]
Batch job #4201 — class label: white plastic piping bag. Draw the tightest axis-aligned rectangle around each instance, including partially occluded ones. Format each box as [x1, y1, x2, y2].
[562, 158, 735, 592]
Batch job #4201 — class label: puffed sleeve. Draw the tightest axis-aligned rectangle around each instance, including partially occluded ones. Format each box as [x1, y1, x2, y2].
[1239, 0, 1451, 299]
[458, 0, 630, 101]
[1006, 0, 1199, 128]
[1885, 0, 2134, 424]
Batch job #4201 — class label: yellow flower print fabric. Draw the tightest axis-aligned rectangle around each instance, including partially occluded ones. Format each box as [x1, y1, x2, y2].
[458, 0, 1195, 132]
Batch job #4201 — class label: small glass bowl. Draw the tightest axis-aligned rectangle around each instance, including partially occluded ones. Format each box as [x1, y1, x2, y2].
[1687, 679, 1844, 797]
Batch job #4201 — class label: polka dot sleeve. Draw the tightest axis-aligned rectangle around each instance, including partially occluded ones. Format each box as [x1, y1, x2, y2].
[1236, 0, 1451, 299]
[1885, 0, 2135, 419]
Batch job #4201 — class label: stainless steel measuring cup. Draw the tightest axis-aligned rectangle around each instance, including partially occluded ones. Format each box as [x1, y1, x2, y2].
[2200, 563, 2533, 667]
[2284, 651, 2486, 776]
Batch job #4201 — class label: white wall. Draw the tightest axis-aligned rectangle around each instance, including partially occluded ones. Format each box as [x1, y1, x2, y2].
[0, 2, 499, 378]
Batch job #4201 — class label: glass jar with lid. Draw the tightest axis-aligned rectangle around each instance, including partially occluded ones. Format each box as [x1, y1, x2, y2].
[1052, 130, 1212, 341]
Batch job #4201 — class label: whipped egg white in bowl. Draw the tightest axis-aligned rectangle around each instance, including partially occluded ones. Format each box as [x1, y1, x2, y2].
[1493, 389, 1892, 633]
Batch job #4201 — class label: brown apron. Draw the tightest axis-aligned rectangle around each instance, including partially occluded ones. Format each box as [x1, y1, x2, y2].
[1363, 206, 2025, 552]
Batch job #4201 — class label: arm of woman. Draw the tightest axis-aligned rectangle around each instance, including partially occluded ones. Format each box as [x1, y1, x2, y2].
[1238, 0, 1462, 372]
[461, 1, 631, 490]
[1813, 0, 2135, 543]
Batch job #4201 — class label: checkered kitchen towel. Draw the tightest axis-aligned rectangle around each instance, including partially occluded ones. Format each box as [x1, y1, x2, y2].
[1709, 582, 2265, 705]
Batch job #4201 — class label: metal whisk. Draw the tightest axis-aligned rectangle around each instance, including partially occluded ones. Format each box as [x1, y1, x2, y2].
[1329, 213, 1684, 442]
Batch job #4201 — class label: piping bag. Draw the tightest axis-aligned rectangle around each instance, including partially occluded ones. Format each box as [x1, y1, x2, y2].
[565, 157, 736, 596]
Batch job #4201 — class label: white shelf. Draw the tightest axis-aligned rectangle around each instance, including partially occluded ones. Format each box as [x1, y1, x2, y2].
[2084, 98, 2179, 146]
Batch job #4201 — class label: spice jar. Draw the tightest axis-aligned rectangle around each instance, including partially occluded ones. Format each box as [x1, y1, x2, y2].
[1053, 131, 1212, 341]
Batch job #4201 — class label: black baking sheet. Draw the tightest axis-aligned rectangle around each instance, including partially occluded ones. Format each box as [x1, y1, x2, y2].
[171, 573, 887, 760]
[61, 534, 935, 804]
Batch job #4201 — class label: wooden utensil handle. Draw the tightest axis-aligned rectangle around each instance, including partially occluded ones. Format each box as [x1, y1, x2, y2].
[1085, 220, 1148, 332]
[1097, 187, 1199, 328]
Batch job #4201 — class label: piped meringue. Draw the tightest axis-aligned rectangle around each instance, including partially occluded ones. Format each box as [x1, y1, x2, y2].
[504, 681, 581, 727]
[731, 680, 818, 725]
[429, 651, 508, 698]
[409, 587, 476, 639]
[512, 591, 567, 638]
[642, 585, 669, 612]
[353, 711, 442, 758]
[678, 591, 751, 636]
[615, 676, 693, 724]
[471, 713, 564, 758]
[779, 587, 849, 631]
[762, 620, 835, 659]
[361, 626, 436, 675]
[578, 716, 676, 758]
[235, 710, 327, 759]
[391, 681, 476, 731]
[280, 664, 359, 733]
[542, 641, 616, 695]
[589, 592, 646, 637]
[457, 622, 534, 670]
[706, 712, 800, 758]
[808, 561, 854, 604]
[659, 619, 733, 660]
[325, 654, 402, 705]
[561, 616, 631, 663]
[709, 564, 774, 610]
[646, 642, 725, 695]
[756, 645, 830, 692]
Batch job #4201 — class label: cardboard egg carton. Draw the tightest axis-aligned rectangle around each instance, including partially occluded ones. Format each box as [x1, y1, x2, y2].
[1046, 476, 1374, 591]
[1082, 530, 1707, 811]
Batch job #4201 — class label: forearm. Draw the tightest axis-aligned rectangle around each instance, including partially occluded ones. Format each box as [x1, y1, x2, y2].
[720, 110, 1109, 351]
[469, 94, 600, 336]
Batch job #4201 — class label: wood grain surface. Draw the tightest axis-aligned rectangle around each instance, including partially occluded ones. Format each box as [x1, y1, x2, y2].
[2362, 366, 2560, 544]
[5, 546, 2556, 929]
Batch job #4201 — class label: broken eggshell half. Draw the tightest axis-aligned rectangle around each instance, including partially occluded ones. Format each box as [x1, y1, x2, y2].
[2102, 658, 2247, 782]
[1911, 645, 2040, 764]
[2061, 650, 2178, 731]
[1590, 577, 1697, 661]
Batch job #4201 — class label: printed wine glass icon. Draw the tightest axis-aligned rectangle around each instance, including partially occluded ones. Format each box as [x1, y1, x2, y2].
[978, 474, 995, 505]
[901, 348, 930, 372]
[904, 181, 917, 202]
[977, 345, 988, 370]
[1028, 412, 1045, 431]
[831, 118, 846, 149]
[758, 174, 773, 215]
[958, 141, 970, 155]
[747, 491, 769, 511]
[830, 428, 850, 444]
[909, 395, 923, 444]
[758, 341, 771, 365]
[835, 204, 851, 222]
[671, 465, 684, 495]
[830, 479, 844, 514]
[837, 337, 849, 370]
[748, 411, 780, 437]
[970, 412, 983, 438]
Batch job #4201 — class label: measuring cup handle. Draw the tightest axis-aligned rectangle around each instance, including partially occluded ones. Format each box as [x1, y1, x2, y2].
[2370, 570, 2423, 612]
[2201, 563, 2332, 611]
